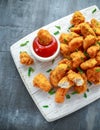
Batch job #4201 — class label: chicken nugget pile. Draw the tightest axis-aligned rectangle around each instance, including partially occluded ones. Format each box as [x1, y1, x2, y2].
[33, 11, 100, 103]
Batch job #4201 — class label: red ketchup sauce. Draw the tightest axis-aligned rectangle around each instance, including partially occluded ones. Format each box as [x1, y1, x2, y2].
[33, 36, 58, 57]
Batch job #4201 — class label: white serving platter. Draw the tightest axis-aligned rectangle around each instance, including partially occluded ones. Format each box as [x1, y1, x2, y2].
[10, 5, 100, 122]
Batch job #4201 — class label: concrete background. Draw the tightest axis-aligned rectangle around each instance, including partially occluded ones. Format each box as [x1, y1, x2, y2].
[0, 0, 100, 130]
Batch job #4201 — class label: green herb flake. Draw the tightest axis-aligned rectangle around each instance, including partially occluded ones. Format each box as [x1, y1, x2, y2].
[20, 41, 29, 47]
[43, 105, 49, 108]
[87, 88, 89, 92]
[28, 67, 34, 76]
[92, 8, 97, 14]
[55, 25, 61, 30]
[54, 31, 60, 35]
[46, 69, 52, 73]
[97, 41, 100, 46]
[64, 39, 68, 43]
[77, 67, 84, 74]
[68, 24, 74, 30]
[87, 80, 92, 85]
[80, 57, 84, 61]
[71, 91, 78, 95]
[84, 51, 90, 58]
[95, 68, 100, 72]
[67, 65, 71, 69]
[52, 59, 55, 64]
[48, 89, 56, 95]
[84, 93, 87, 98]
[66, 94, 71, 99]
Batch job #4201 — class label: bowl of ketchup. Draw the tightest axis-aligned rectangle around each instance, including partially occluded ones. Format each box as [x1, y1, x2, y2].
[30, 29, 60, 62]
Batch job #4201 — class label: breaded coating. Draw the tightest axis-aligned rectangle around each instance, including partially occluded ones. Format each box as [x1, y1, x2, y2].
[38, 29, 52, 45]
[60, 43, 70, 57]
[86, 67, 100, 84]
[96, 51, 100, 65]
[58, 76, 74, 88]
[33, 73, 52, 92]
[91, 18, 100, 28]
[67, 70, 84, 86]
[81, 23, 96, 37]
[20, 52, 34, 65]
[70, 11, 85, 25]
[70, 51, 86, 68]
[83, 35, 96, 50]
[70, 24, 82, 34]
[58, 58, 72, 69]
[69, 37, 83, 52]
[87, 44, 100, 58]
[50, 64, 68, 87]
[80, 58, 97, 70]
[74, 84, 87, 94]
[55, 88, 68, 103]
[59, 32, 79, 44]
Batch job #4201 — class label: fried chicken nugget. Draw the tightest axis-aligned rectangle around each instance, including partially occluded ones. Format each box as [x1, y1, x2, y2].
[81, 23, 96, 37]
[67, 70, 84, 86]
[60, 43, 70, 57]
[50, 64, 68, 87]
[33, 73, 52, 92]
[70, 24, 82, 34]
[69, 37, 83, 52]
[20, 52, 34, 65]
[38, 29, 52, 45]
[58, 76, 74, 89]
[87, 44, 100, 58]
[83, 35, 96, 50]
[80, 58, 97, 70]
[86, 67, 100, 84]
[91, 18, 100, 35]
[70, 51, 86, 68]
[70, 11, 85, 25]
[55, 88, 68, 103]
[59, 32, 79, 44]
[58, 58, 72, 69]
[96, 51, 100, 65]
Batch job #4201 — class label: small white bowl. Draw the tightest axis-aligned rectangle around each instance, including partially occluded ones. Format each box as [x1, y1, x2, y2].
[30, 35, 60, 62]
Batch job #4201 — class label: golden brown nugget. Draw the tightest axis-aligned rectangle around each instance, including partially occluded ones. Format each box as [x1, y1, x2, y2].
[81, 23, 96, 37]
[20, 52, 34, 65]
[87, 44, 100, 58]
[83, 35, 96, 50]
[33, 73, 52, 92]
[60, 43, 70, 57]
[70, 24, 81, 34]
[80, 58, 97, 70]
[69, 37, 83, 52]
[67, 70, 84, 86]
[38, 29, 52, 45]
[70, 51, 86, 68]
[59, 32, 79, 44]
[58, 76, 74, 89]
[96, 51, 100, 65]
[55, 88, 68, 103]
[74, 84, 87, 94]
[86, 67, 100, 84]
[50, 64, 68, 87]
[70, 11, 85, 25]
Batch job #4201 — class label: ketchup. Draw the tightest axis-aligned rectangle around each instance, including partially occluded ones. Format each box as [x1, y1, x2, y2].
[33, 36, 58, 57]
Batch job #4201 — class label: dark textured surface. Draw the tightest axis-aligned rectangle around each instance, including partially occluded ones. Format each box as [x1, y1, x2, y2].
[0, 0, 100, 130]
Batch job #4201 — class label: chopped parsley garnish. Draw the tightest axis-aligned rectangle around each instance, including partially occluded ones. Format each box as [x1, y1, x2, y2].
[28, 67, 34, 76]
[77, 67, 84, 74]
[55, 25, 61, 30]
[87, 80, 92, 85]
[97, 41, 100, 46]
[54, 31, 60, 35]
[92, 8, 97, 14]
[46, 69, 52, 73]
[95, 68, 100, 72]
[64, 39, 68, 43]
[67, 65, 71, 69]
[84, 93, 87, 98]
[71, 91, 78, 95]
[68, 24, 74, 30]
[84, 51, 90, 58]
[66, 94, 71, 99]
[43, 105, 49, 108]
[52, 59, 55, 64]
[48, 89, 56, 95]
[20, 41, 29, 47]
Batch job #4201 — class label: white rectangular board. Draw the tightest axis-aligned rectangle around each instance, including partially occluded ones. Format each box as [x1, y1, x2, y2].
[10, 5, 100, 122]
